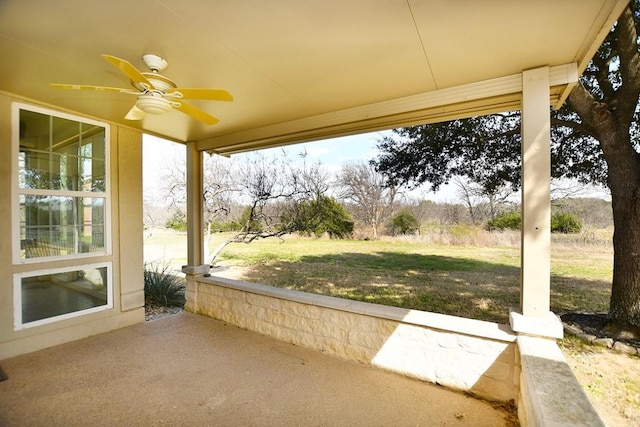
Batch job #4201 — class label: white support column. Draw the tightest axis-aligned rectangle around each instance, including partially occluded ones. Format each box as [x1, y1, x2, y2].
[184, 141, 206, 270]
[510, 66, 562, 338]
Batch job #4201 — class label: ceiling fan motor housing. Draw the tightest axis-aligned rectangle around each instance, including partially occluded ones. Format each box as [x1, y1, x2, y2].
[136, 94, 173, 114]
[142, 73, 177, 93]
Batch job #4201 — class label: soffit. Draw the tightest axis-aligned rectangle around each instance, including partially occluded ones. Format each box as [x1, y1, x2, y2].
[0, 0, 628, 153]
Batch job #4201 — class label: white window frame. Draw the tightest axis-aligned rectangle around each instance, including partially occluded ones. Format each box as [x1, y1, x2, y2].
[13, 262, 114, 331]
[11, 102, 112, 264]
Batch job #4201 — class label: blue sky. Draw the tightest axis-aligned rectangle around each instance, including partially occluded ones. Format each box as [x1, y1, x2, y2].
[262, 132, 385, 167]
[143, 131, 460, 203]
[142, 132, 385, 181]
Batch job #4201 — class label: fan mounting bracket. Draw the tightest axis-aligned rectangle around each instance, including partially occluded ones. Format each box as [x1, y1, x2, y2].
[142, 54, 168, 73]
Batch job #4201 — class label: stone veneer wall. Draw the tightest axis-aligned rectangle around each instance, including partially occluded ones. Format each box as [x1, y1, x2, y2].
[185, 275, 518, 403]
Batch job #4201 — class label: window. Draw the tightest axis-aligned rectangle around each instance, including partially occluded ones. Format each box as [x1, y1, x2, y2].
[14, 263, 113, 330]
[13, 104, 110, 263]
[12, 103, 112, 329]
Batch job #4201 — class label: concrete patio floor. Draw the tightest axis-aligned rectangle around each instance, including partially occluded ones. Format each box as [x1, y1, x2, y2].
[0, 312, 515, 426]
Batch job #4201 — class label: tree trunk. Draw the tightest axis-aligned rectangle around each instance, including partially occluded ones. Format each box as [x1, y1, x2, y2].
[569, 82, 640, 332]
[607, 148, 640, 330]
[609, 194, 640, 330]
[204, 220, 213, 263]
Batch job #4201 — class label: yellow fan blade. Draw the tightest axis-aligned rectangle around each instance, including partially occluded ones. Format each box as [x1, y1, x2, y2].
[50, 83, 136, 94]
[101, 54, 153, 90]
[124, 105, 146, 121]
[173, 101, 219, 125]
[167, 88, 233, 101]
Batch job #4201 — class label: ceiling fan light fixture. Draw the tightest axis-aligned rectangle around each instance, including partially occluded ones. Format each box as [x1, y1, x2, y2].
[136, 94, 172, 114]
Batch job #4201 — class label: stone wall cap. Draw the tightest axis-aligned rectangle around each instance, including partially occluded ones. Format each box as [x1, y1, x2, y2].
[199, 275, 517, 343]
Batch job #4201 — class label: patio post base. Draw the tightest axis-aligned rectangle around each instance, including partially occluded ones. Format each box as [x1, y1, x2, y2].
[509, 309, 563, 339]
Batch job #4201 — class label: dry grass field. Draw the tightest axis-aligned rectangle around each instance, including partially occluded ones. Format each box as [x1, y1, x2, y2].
[144, 226, 638, 426]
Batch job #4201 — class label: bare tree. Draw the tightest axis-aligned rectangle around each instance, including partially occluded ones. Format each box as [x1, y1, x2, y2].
[453, 176, 514, 224]
[408, 198, 439, 229]
[234, 153, 304, 237]
[163, 154, 236, 221]
[336, 162, 397, 239]
[208, 152, 338, 262]
[295, 148, 331, 197]
[162, 153, 238, 260]
[550, 179, 610, 201]
[158, 149, 346, 263]
[453, 177, 486, 225]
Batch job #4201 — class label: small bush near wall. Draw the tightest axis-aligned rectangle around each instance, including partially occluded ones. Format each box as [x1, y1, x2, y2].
[551, 212, 583, 234]
[485, 211, 521, 231]
[388, 210, 420, 236]
[144, 262, 186, 307]
[484, 211, 583, 234]
[165, 211, 188, 232]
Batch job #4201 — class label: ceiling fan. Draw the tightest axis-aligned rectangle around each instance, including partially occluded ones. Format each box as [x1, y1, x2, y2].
[50, 54, 233, 125]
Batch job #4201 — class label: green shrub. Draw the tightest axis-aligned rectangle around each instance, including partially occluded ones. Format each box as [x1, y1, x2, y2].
[486, 210, 582, 233]
[144, 262, 185, 307]
[275, 196, 352, 238]
[551, 212, 582, 234]
[165, 211, 187, 232]
[486, 211, 521, 231]
[208, 219, 244, 232]
[388, 210, 420, 235]
[290, 195, 354, 238]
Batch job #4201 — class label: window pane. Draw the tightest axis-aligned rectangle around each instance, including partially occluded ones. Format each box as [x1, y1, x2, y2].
[18, 149, 53, 190]
[20, 195, 106, 259]
[18, 110, 106, 192]
[21, 266, 109, 324]
[19, 109, 51, 151]
[89, 157, 106, 192]
[81, 129, 106, 192]
[52, 115, 80, 153]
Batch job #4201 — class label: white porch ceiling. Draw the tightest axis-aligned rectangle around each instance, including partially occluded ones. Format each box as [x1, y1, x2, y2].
[0, 0, 628, 154]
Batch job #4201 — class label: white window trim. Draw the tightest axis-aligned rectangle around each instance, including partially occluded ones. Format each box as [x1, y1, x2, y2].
[11, 102, 112, 264]
[13, 262, 114, 331]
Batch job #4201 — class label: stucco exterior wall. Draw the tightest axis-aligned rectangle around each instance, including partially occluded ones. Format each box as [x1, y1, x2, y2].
[0, 94, 144, 359]
[186, 274, 519, 403]
[115, 126, 145, 312]
[0, 94, 14, 348]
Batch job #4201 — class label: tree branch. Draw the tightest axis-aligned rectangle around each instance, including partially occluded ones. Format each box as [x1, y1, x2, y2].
[568, 84, 597, 130]
[550, 117, 596, 138]
[612, 4, 640, 124]
[616, 5, 640, 95]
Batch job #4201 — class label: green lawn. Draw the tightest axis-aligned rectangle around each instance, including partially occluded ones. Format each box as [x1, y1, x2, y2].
[208, 233, 612, 324]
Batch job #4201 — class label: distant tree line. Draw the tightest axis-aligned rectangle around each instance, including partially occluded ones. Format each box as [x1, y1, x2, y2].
[144, 151, 612, 254]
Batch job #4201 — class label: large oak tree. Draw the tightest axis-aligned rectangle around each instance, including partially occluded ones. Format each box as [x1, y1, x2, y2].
[373, 1, 640, 332]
